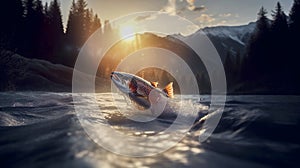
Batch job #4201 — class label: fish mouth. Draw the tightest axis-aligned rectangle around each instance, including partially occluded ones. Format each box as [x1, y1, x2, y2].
[110, 72, 119, 82]
[111, 72, 123, 86]
[111, 72, 131, 94]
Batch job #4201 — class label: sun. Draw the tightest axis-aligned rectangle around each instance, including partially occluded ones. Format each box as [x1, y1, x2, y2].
[119, 25, 136, 42]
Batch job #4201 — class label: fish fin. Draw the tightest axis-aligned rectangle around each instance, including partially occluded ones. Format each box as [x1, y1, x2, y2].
[163, 82, 174, 98]
[151, 82, 159, 88]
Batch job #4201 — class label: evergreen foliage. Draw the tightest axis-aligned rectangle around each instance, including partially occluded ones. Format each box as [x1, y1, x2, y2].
[0, 0, 102, 66]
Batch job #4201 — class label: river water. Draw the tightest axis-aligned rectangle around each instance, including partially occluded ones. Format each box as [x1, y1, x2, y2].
[0, 92, 299, 168]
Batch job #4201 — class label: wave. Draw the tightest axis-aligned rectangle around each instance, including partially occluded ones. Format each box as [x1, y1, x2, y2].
[0, 92, 299, 167]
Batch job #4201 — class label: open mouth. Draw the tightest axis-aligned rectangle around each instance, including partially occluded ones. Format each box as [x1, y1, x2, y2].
[111, 72, 130, 93]
[111, 72, 119, 82]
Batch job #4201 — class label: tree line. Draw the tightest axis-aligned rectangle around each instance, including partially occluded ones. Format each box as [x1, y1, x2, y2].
[1, 0, 300, 93]
[224, 0, 300, 93]
[0, 0, 103, 66]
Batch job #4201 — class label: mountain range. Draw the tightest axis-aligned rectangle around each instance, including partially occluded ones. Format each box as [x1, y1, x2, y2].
[172, 22, 256, 61]
[0, 22, 257, 92]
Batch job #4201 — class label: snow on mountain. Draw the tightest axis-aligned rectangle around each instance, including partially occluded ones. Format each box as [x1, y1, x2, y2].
[171, 22, 256, 61]
[202, 22, 256, 45]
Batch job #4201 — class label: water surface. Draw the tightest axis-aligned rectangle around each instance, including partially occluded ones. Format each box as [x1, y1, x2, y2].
[0, 92, 299, 168]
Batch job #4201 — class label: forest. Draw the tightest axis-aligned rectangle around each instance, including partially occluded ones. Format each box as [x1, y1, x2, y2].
[223, 1, 300, 93]
[0, 0, 103, 67]
[0, 0, 300, 94]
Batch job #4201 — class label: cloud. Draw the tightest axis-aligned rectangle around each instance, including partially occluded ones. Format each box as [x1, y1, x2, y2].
[186, 0, 206, 12]
[186, 0, 196, 9]
[135, 14, 156, 22]
[219, 13, 232, 17]
[195, 14, 216, 23]
[186, 0, 195, 5]
[161, 0, 206, 15]
[161, 0, 177, 15]
[189, 5, 206, 12]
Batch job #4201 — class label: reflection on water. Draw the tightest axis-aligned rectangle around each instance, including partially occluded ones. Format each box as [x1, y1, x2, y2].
[73, 93, 207, 157]
[0, 92, 299, 167]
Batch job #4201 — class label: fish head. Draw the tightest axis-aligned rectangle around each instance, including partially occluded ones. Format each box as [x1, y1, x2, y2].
[111, 71, 154, 110]
[111, 71, 135, 94]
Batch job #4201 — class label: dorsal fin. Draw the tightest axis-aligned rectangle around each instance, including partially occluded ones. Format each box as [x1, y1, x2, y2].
[163, 82, 174, 98]
[150, 82, 158, 88]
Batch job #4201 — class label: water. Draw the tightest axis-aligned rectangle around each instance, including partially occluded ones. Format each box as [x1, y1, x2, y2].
[0, 92, 299, 168]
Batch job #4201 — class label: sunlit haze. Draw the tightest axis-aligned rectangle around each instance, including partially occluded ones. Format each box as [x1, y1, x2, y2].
[119, 24, 136, 41]
[42, 0, 294, 29]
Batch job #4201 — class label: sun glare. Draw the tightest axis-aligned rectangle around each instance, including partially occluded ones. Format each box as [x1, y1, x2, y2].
[120, 25, 136, 42]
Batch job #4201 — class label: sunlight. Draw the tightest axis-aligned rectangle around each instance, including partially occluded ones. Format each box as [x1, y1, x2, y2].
[119, 25, 136, 42]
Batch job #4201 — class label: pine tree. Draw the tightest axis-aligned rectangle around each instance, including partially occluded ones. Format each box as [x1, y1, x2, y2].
[0, 0, 24, 50]
[289, 0, 300, 36]
[269, 2, 289, 75]
[64, 0, 102, 66]
[64, 0, 89, 66]
[49, 0, 64, 37]
[84, 9, 102, 38]
[44, 2, 49, 15]
[33, 0, 46, 58]
[76, 0, 88, 46]
[84, 9, 93, 40]
[271, 2, 288, 34]
[66, 0, 89, 47]
[66, 0, 77, 44]
[44, 0, 64, 61]
[289, 0, 300, 86]
[21, 0, 46, 58]
[256, 7, 270, 37]
[104, 20, 112, 34]
[25, 0, 35, 19]
[245, 7, 271, 80]
[91, 14, 101, 34]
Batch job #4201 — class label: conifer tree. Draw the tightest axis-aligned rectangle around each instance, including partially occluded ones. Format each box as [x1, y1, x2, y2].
[66, 0, 77, 46]
[66, 0, 89, 47]
[245, 7, 271, 79]
[45, 0, 64, 60]
[91, 14, 101, 34]
[289, 0, 300, 37]
[0, 0, 24, 50]
[76, 0, 88, 46]
[289, 0, 300, 85]
[22, 0, 45, 58]
[84, 9, 93, 39]
[269, 2, 289, 75]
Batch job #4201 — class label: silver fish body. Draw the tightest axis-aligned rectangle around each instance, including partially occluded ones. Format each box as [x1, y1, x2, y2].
[111, 71, 173, 111]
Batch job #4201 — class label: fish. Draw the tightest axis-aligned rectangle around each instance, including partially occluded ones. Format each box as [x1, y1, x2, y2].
[110, 71, 208, 126]
[110, 71, 174, 114]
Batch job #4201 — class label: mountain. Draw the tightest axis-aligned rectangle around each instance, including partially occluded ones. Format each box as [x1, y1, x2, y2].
[172, 22, 256, 62]
[97, 33, 212, 94]
[0, 22, 256, 93]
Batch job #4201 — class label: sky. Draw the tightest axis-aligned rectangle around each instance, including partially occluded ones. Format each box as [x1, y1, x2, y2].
[42, 0, 294, 29]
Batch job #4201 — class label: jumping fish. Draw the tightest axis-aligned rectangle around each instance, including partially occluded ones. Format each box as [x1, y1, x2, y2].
[111, 71, 174, 113]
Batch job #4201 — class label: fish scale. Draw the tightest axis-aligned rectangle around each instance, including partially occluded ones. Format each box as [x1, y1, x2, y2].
[136, 80, 152, 96]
